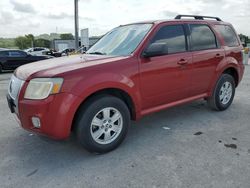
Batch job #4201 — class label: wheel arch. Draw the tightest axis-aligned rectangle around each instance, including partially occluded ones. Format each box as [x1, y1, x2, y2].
[222, 67, 239, 87]
[208, 62, 240, 97]
[71, 87, 138, 131]
[214, 56, 241, 87]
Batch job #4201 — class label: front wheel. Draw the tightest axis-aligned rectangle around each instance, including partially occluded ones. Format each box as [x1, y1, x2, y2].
[208, 74, 235, 111]
[75, 95, 130, 153]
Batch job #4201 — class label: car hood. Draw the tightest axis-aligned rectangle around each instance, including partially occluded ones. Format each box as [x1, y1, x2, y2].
[15, 54, 128, 80]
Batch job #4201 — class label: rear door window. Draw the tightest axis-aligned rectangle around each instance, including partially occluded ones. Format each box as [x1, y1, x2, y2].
[190, 24, 217, 51]
[214, 25, 239, 47]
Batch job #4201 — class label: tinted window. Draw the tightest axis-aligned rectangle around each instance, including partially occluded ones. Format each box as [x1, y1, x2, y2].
[150, 25, 186, 54]
[34, 48, 44, 51]
[9, 51, 27, 57]
[0, 51, 9, 57]
[215, 25, 239, 47]
[190, 24, 217, 51]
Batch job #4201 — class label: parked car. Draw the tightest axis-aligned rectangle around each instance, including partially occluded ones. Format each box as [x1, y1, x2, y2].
[45, 48, 76, 57]
[7, 15, 245, 153]
[0, 48, 8, 51]
[25, 47, 50, 56]
[0, 50, 53, 73]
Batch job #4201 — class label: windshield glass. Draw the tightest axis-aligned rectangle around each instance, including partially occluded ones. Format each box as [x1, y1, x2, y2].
[87, 24, 152, 56]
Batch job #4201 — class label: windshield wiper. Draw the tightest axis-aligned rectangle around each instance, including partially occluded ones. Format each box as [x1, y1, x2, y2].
[87, 51, 106, 55]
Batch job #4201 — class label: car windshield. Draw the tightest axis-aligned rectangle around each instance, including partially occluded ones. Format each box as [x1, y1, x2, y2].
[86, 24, 152, 56]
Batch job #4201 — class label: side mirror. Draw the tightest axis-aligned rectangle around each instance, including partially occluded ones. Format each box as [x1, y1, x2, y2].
[143, 42, 168, 58]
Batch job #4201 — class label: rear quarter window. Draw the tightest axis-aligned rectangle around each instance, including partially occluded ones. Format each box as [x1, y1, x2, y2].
[214, 25, 239, 47]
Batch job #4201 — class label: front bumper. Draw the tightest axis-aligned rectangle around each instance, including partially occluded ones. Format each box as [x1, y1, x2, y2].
[6, 94, 15, 113]
[7, 92, 82, 140]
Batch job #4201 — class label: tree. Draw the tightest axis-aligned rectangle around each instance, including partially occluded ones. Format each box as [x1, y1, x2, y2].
[0, 38, 16, 48]
[14, 34, 35, 49]
[60, 33, 74, 40]
[15, 36, 31, 49]
[239, 34, 249, 46]
[14, 34, 51, 49]
[34, 39, 50, 48]
[25, 34, 35, 47]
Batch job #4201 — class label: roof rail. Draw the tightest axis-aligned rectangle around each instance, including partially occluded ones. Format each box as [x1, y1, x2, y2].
[175, 15, 222, 21]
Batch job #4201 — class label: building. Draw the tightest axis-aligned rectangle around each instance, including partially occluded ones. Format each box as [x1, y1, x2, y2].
[52, 39, 75, 51]
[89, 36, 100, 46]
[51, 37, 101, 52]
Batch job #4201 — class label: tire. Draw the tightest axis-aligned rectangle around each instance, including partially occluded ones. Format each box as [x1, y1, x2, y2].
[208, 74, 235, 111]
[75, 95, 130, 153]
[0, 64, 2, 73]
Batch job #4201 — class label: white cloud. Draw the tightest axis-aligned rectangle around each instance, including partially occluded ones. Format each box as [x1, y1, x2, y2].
[0, 0, 249, 38]
[0, 11, 15, 25]
[45, 12, 74, 20]
[10, 0, 35, 13]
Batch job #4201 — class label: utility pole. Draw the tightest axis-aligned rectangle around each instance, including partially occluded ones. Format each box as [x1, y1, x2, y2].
[74, 0, 79, 50]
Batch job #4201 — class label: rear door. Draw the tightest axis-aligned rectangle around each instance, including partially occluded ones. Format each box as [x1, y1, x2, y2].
[140, 24, 193, 109]
[188, 24, 224, 96]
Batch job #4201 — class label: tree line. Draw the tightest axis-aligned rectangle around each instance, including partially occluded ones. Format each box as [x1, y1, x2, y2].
[0, 33, 249, 49]
[14, 33, 74, 49]
[239, 34, 250, 47]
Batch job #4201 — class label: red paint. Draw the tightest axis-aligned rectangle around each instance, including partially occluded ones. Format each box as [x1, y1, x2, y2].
[15, 19, 244, 139]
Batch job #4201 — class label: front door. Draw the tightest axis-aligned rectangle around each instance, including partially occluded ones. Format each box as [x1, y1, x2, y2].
[140, 24, 192, 110]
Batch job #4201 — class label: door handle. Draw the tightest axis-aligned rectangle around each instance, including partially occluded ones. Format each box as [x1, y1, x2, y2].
[177, 59, 188, 65]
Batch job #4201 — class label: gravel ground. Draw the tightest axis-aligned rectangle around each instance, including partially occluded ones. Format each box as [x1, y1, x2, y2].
[0, 66, 250, 188]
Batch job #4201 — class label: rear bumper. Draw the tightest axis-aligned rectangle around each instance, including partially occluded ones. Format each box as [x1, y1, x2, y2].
[14, 93, 82, 139]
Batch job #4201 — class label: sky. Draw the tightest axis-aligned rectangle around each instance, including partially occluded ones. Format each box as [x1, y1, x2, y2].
[0, 0, 249, 38]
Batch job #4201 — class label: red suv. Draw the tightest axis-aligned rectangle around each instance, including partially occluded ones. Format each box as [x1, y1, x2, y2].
[7, 15, 245, 153]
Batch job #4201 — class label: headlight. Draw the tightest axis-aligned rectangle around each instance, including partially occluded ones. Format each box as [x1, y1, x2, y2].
[24, 78, 63, 100]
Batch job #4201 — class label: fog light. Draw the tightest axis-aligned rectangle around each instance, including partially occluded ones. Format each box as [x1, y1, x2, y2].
[31, 117, 41, 128]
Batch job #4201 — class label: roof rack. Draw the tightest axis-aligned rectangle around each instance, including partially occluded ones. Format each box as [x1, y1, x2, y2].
[175, 15, 222, 21]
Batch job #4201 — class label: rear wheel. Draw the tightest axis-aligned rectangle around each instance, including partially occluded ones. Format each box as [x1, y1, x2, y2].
[75, 95, 130, 153]
[208, 74, 235, 111]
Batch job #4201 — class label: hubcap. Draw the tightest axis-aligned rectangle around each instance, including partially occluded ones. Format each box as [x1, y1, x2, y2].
[219, 81, 233, 105]
[90, 107, 123, 144]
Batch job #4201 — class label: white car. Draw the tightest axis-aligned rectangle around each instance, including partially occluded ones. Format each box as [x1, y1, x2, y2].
[25, 47, 50, 56]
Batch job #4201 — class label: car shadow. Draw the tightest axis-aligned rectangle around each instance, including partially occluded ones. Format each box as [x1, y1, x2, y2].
[13, 101, 205, 146]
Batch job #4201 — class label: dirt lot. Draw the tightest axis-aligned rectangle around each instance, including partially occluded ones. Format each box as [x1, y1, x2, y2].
[0, 66, 250, 188]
